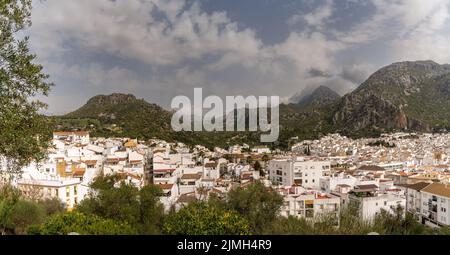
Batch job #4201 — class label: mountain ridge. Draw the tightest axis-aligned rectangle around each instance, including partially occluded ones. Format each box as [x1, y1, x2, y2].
[53, 60, 450, 148]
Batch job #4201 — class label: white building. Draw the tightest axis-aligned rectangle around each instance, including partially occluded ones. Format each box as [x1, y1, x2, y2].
[349, 185, 406, 221]
[17, 178, 83, 210]
[405, 182, 431, 220]
[280, 188, 340, 223]
[53, 131, 90, 145]
[269, 157, 330, 189]
[420, 183, 450, 227]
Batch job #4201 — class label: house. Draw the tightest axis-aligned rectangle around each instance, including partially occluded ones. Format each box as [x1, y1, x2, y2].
[179, 173, 202, 195]
[251, 146, 271, 154]
[348, 186, 406, 221]
[17, 178, 83, 210]
[420, 183, 450, 227]
[269, 157, 330, 189]
[157, 183, 179, 211]
[279, 188, 340, 224]
[405, 182, 431, 220]
[53, 131, 90, 145]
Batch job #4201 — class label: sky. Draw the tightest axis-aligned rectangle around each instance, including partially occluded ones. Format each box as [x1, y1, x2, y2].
[28, 0, 450, 114]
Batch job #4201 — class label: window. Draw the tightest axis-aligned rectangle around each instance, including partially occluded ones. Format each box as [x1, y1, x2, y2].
[305, 180, 308, 183]
[66, 187, 70, 198]
[384, 201, 387, 206]
[74, 186, 77, 196]
[312, 179, 315, 183]
[376, 203, 378, 206]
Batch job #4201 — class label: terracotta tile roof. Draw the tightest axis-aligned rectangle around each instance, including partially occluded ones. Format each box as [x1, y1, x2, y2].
[358, 165, 386, 171]
[204, 162, 217, 168]
[177, 193, 197, 203]
[153, 168, 175, 173]
[72, 168, 86, 177]
[406, 182, 431, 191]
[181, 173, 202, 180]
[157, 184, 174, 190]
[354, 184, 378, 191]
[83, 160, 97, 165]
[421, 183, 450, 198]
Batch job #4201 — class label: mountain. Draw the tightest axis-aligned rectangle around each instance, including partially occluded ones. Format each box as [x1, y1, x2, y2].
[55, 93, 264, 148]
[53, 60, 450, 148]
[61, 93, 173, 140]
[333, 60, 450, 134]
[295, 85, 341, 107]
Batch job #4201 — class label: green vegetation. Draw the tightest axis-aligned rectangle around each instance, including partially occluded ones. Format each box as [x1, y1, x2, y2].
[2, 179, 450, 235]
[0, 185, 64, 235]
[367, 140, 396, 148]
[266, 204, 450, 235]
[0, 0, 53, 178]
[29, 212, 136, 235]
[163, 201, 251, 235]
[76, 175, 165, 234]
[226, 182, 284, 233]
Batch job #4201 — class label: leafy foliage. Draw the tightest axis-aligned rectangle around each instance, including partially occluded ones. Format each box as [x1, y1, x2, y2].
[29, 212, 136, 235]
[163, 201, 250, 235]
[76, 175, 164, 234]
[226, 182, 284, 233]
[0, 0, 53, 178]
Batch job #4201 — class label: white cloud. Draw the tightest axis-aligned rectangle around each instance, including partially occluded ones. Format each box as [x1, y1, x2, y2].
[303, 0, 334, 28]
[28, 0, 450, 114]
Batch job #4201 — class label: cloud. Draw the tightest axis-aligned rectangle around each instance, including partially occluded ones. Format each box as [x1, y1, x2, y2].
[303, 0, 334, 28]
[27, 0, 450, 114]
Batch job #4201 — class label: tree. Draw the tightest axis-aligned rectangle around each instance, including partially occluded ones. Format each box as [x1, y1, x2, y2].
[226, 182, 283, 234]
[77, 175, 164, 234]
[246, 156, 253, 165]
[37, 198, 65, 217]
[138, 185, 165, 234]
[29, 212, 136, 235]
[9, 199, 45, 234]
[265, 216, 313, 235]
[0, 0, 53, 181]
[162, 202, 250, 235]
[0, 184, 20, 234]
[253, 161, 265, 177]
[304, 145, 311, 156]
[261, 154, 269, 163]
[0, 184, 50, 235]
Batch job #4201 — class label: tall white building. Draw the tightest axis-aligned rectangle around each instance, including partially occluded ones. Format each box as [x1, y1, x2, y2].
[17, 178, 83, 210]
[280, 189, 340, 222]
[349, 185, 406, 221]
[269, 157, 330, 189]
[420, 183, 450, 227]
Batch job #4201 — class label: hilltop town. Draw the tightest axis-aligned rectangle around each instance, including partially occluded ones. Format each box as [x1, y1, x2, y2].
[5, 131, 450, 229]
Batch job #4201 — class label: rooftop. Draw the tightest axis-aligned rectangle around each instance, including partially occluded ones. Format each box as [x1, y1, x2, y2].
[421, 183, 450, 198]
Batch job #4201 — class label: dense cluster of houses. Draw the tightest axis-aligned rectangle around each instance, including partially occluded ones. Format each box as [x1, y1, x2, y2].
[3, 131, 450, 228]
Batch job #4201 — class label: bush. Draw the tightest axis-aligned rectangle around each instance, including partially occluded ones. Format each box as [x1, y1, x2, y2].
[29, 212, 137, 235]
[163, 202, 250, 235]
[10, 200, 45, 235]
